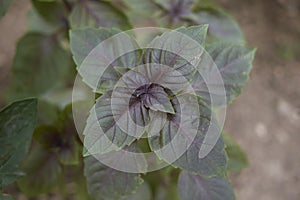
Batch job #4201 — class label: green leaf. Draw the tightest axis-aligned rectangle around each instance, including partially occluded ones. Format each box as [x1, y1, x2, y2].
[0, 192, 14, 200]
[0, 98, 37, 188]
[192, 43, 256, 106]
[17, 142, 63, 196]
[0, 0, 14, 17]
[70, 28, 141, 93]
[9, 33, 72, 99]
[185, 4, 244, 43]
[178, 171, 235, 200]
[84, 155, 143, 200]
[223, 133, 249, 173]
[69, 0, 132, 30]
[27, 7, 60, 34]
[31, 0, 67, 26]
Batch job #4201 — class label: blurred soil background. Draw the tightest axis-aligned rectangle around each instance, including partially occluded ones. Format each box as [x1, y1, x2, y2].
[0, 0, 300, 199]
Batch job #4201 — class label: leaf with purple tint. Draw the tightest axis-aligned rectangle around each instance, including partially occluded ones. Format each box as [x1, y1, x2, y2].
[173, 132, 226, 177]
[132, 83, 174, 114]
[148, 93, 201, 165]
[143, 26, 208, 83]
[69, 0, 132, 30]
[191, 43, 256, 106]
[172, 99, 226, 176]
[154, 0, 194, 25]
[178, 171, 235, 200]
[70, 28, 142, 93]
[149, 95, 226, 177]
[84, 154, 143, 200]
[83, 83, 162, 155]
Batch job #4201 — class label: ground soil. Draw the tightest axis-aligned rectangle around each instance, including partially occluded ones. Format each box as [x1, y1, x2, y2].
[0, 0, 300, 199]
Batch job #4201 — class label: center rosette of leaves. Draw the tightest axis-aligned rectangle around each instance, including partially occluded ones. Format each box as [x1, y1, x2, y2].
[108, 64, 186, 138]
[130, 83, 175, 115]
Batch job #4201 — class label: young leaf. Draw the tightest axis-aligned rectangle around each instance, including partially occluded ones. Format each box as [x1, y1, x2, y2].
[10, 33, 72, 99]
[84, 155, 143, 200]
[178, 171, 235, 200]
[191, 43, 256, 106]
[17, 142, 63, 196]
[223, 133, 249, 173]
[0, 98, 37, 188]
[69, 0, 132, 30]
[132, 83, 175, 114]
[0, 0, 14, 17]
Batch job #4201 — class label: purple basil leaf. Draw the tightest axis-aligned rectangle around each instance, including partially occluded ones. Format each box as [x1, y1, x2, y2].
[132, 83, 174, 114]
[88, 142, 147, 173]
[150, 95, 226, 177]
[84, 154, 143, 200]
[178, 171, 235, 200]
[143, 26, 208, 83]
[83, 90, 147, 156]
[148, 93, 202, 166]
[70, 28, 142, 93]
[191, 43, 256, 106]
